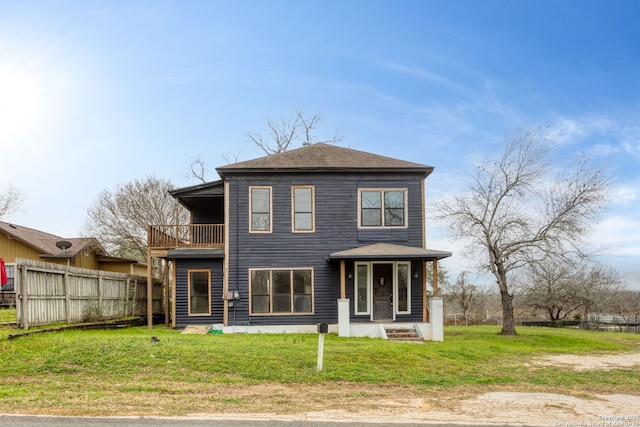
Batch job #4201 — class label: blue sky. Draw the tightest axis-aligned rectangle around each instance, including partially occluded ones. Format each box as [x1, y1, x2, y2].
[1, 1, 639, 288]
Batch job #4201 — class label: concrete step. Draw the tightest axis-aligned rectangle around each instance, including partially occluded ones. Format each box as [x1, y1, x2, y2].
[385, 327, 422, 342]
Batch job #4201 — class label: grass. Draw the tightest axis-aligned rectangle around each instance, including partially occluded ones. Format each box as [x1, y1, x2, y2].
[0, 307, 16, 323]
[0, 324, 639, 416]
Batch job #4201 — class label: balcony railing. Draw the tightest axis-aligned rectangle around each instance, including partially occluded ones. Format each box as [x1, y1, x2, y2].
[148, 224, 224, 249]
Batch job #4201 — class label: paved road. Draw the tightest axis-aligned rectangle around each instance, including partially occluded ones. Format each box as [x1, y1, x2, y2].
[0, 415, 526, 427]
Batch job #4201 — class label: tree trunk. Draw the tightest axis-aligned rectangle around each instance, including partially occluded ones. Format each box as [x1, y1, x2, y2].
[499, 287, 517, 335]
[494, 261, 517, 335]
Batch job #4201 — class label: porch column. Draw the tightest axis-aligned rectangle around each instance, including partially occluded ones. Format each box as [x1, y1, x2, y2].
[338, 260, 350, 337]
[422, 260, 428, 322]
[432, 259, 439, 297]
[429, 297, 444, 342]
[147, 252, 153, 329]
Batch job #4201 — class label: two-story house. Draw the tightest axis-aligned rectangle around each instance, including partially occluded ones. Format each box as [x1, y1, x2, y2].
[147, 143, 451, 340]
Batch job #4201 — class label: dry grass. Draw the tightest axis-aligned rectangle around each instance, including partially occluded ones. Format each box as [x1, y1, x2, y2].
[1, 324, 639, 417]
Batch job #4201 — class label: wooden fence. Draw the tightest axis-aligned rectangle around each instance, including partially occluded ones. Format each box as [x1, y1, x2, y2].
[14, 258, 163, 329]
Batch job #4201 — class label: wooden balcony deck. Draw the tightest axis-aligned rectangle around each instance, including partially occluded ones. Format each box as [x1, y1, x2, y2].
[147, 224, 224, 250]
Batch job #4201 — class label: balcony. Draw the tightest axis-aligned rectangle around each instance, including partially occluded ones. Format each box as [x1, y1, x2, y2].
[148, 224, 224, 250]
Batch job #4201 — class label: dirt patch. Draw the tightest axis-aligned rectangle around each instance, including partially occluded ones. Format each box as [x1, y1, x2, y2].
[530, 352, 640, 371]
[189, 353, 640, 425]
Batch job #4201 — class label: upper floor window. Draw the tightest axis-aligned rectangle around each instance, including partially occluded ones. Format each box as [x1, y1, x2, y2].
[358, 189, 407, 228]
[250, 186, 272, 233]
[292, 186, 315, 232]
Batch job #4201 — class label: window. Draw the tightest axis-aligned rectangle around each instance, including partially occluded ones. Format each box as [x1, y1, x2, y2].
[396, 262, 410, 313]
[292, 186, 315, 232]
[250, 268, 314, 315]
[250, 186, 271, 232]
[1, 264, 14, 292]
[355, 263, 370, 315]
[359, 189, 407, 227]
[188, 270, 211, 315]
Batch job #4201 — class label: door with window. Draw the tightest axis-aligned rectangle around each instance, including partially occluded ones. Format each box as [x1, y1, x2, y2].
[373, 263, 393, 320]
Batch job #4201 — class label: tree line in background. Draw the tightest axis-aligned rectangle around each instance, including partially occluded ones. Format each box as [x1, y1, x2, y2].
[437, 265, 639, 328]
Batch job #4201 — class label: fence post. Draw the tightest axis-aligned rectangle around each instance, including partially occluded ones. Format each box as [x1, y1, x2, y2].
[20, 265, 29, 330]
[64, 271, 71, 324]
[98, 272, 103, 319]
[125, 278, 131, 316]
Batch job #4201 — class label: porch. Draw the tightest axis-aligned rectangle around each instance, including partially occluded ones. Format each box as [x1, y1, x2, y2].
[147, 224, 224, 251]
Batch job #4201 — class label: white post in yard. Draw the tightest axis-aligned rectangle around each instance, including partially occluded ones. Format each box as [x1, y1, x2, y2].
[317, 333, 324, 372]
[317, 322, 328, 372]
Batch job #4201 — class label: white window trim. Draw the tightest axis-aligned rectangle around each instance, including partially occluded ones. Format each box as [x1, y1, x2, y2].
[353, 261, 412, 318]
[291, 185, 315, 233]
[354, 262, 371, 315]
[249, 186, 272, 233]
[394, 261, 412, 315]
[357, 188, 408, 229]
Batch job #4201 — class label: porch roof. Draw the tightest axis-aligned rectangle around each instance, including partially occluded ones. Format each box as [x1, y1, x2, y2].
[328, 243, 451, 261]
[166, 248, 225, 259]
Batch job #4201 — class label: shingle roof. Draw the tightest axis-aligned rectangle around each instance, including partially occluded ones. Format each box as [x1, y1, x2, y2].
[0, 221, 106, 257]
[328, 243, 452, 261]
[216, 143, 433, 177]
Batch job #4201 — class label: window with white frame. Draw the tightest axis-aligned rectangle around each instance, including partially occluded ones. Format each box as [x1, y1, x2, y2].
[355, 263, 370, 315]
[292, 186, 314, 232]
[396, 262, 411, 314]
[358, 189, 407, 227]
[250, 186, 272, 232]
[250, 268, 314, 315]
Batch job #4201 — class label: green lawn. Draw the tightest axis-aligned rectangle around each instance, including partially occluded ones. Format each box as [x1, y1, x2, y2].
[0, 324, 638, 416]
[0, 307, 16, 323]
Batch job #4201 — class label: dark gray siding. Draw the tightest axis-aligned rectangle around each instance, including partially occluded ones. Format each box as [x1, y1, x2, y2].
[224, 172, 426, 326]
[174, 259, 224, 329]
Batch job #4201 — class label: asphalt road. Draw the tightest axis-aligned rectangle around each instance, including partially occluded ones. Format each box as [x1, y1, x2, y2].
[0, 415, 529, 427]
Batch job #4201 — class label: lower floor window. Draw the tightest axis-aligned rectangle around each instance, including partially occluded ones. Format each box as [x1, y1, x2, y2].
[188, 270, 211, 315]
[250, 268, 314, 315]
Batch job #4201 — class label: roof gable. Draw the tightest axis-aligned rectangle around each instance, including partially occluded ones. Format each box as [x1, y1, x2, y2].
[0, 221, 106, 257]
[216, 143, 433, 177]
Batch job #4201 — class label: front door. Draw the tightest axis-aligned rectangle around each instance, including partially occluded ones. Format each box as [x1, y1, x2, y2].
[373, 263, 393, 320]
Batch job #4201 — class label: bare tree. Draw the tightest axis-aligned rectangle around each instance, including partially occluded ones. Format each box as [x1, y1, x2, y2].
[578, 262, 627, 326]
[0, 183, 25, 219]
[522, 255, 586, 321]
[450, 272, 477, 326]
[188, 110, 342, 182]
[85, 176, 190, 261]
[247, 110, 343, 155]
[435, 128, 609, 335]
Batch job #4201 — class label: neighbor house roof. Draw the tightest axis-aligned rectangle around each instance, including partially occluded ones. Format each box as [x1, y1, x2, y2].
[328, 243, 452, 261]
[216, 143, 434, 177]
[0, 221, 107, 258]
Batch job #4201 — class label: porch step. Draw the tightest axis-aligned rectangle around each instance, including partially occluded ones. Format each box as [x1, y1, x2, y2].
[385, 327, 422, 342]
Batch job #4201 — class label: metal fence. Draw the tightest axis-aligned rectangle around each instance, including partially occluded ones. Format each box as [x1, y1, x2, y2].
[14, 258, 162, 329]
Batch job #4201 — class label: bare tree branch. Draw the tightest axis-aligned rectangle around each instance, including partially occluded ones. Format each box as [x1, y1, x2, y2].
[85, 176, 190, 261]
[0, 183, 25, 220]
[248, 110, 343, 155]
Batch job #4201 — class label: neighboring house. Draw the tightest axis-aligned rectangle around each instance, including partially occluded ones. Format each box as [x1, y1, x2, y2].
[0, 221, 148, 303]
[148, 143, 451, 340]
